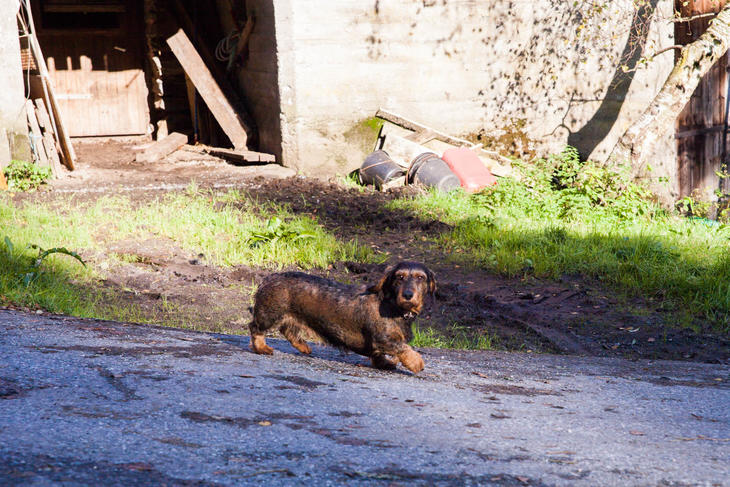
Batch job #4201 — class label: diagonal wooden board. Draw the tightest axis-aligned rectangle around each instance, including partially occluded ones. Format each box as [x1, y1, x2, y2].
[167, 29, 251, 150]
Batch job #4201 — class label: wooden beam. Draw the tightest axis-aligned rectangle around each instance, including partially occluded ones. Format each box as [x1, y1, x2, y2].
[376, 108, 473, 147]
[675, 125, 724, 139]
[167, 29, 250, 150]
[204, 146, 275, 164]
[135, 132, 188, 163]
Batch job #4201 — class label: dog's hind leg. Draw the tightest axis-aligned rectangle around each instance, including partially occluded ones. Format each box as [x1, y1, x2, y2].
[279, 318, 312, 355]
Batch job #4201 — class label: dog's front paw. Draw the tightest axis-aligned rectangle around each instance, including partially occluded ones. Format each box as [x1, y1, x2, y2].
[398, 348, 424, 373]
[250, 335, 274, 355]
[371, 354, 398, 370]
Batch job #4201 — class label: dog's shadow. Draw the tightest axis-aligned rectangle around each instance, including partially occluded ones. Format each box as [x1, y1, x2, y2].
[214, 334, 415, 377]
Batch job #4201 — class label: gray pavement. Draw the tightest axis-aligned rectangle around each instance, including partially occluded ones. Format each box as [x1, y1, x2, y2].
[0, 309, 728, 486]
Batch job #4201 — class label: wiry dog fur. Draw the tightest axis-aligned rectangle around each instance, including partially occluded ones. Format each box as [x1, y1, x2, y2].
[248, 261, 436, 373]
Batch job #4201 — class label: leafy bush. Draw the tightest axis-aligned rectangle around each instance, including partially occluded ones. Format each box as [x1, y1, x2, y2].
[474, 146, 658, 223]
[3, 160, 52, 191]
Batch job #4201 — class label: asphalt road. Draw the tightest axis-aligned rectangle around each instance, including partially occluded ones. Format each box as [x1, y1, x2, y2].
[1, 309, 728, 486]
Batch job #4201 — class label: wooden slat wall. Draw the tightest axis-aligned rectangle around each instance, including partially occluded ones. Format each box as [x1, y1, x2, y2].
[35, 0, 149, 137]
[676, 0, 729, 198]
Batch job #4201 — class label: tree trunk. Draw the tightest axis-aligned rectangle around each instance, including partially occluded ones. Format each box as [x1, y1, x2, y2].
[610, 4, 730, 172]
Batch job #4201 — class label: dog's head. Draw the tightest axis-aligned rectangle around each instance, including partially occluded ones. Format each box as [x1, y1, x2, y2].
[368, 261, 437, 318]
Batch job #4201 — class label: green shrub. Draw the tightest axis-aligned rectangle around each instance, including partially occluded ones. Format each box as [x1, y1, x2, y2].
[3, 160, 52, 191]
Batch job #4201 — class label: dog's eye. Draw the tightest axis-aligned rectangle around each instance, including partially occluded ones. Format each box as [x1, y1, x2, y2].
[396, 275, 405, 280]
[416, 275, 425, 281]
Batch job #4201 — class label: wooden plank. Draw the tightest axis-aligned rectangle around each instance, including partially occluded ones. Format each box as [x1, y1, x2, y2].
[376, 108, 472, 147]
[167, 29, 251, 150]
[0, 169, 6, 191]
[380, 132, 431, 168]
[33, 98, 52, 133]
[42, 133, 62, 176]
[26, 100, 49, 167]
[204, 146, 275, 164]
[136, 132, 188, 163]
[404, 129, 437, 144]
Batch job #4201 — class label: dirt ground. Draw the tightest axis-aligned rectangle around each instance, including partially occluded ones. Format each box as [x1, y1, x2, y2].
[10, 139, 730, 365]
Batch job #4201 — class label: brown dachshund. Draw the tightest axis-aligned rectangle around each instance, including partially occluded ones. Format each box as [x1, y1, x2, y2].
[248, 262, 436, 373]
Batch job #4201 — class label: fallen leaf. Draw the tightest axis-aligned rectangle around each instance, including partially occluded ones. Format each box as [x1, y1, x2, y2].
[516, 476, 530, 484]
[629, 430, 645, 436]
[472, 371, 489, 378]
[257, 420, 272, 426]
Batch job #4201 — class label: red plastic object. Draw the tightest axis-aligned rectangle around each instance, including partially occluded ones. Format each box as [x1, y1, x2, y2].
[441, 148, 497, 192]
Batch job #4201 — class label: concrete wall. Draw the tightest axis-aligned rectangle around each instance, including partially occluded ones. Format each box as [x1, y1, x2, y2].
[268, 0, 676, 195]
[0, 0, 30, 166]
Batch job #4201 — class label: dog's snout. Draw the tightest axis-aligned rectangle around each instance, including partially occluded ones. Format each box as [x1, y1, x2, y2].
[402, 289, 414, 300]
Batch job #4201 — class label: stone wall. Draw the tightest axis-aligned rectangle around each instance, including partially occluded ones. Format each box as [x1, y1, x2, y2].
[0, 2, 30, 166]
[264, 0, 676, 196]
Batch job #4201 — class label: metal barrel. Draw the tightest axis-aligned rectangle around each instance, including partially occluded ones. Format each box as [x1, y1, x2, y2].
[359, 150, 405, 189]
[407, 152, 461, 192]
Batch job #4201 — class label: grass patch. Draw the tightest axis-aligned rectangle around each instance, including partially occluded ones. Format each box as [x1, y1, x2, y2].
[390, 147, 730, 333]
[0, 188, 380, 320]
[411, 321, 496, 350]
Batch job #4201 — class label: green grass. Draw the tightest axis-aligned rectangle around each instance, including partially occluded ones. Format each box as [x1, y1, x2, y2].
[411, 321, 496, 350]
[389, 147, 730, 333]
[0, 188, 380, 319]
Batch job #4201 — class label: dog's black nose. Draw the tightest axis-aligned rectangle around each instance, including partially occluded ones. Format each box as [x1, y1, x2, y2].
[402, 290, 414, 300]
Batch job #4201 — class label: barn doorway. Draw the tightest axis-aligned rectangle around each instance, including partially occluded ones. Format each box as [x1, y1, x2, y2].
[32, 0, 150, 137]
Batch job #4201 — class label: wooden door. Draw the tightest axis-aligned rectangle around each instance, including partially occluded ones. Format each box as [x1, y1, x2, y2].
[675, 0, 730, 198]
[34, 0, 149, 136]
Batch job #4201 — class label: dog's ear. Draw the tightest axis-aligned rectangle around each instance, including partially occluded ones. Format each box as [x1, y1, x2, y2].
[425, 267, 437, 296]
[367, 265, 396, 296]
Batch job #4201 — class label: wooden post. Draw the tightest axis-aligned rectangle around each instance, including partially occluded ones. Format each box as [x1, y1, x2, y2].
[167, 29, 251, 150]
